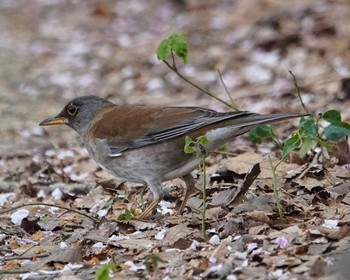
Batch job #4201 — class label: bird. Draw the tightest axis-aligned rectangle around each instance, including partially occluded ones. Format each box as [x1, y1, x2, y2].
[39, 95, 304, 218]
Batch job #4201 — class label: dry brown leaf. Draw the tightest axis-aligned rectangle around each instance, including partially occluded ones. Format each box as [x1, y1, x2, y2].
[205, 206, 228, 220]
[189, 257, 209, 273]
[127, 219, 157, 231]
[223, 152, 265, 175]
[328, 182, 350, 200]
[248, 225, 270, 235]
[23, 246, 83, 271]
[342, 193, 350, 205]
[31, 230, 45, 241]
[3, 259, 21, 270]
[74, 185, 112, 209]
[307, 243, 330, 255]
[245, 210, 271, 224]
[209, 241, 230, 263]
[294, 176, 331, 191]
[329, 165, 350, 178]
[112, 238, 153, 251]
[210, 188, 236, 206]
[223, 152, 302, 179]
[171, 238, 192, 250]
[262, 255, 302, 267]
[318, 225, 350, 240]
[163, 223, 193, 246]
[291, 255, 319, 274]
[84, 256, 101, 266]
[232, 195, 275, 213]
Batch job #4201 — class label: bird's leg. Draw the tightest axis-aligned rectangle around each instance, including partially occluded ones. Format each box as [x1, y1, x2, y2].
[138, 200, 160, 219]
[178, 174, 196, 214]
[138, 181, 164, 219]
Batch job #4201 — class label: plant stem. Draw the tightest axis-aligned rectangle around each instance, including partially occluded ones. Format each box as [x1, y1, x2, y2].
[201, 155, 207, 240]
[268, 156, 284, 221]
[163, 60, 236, 110]
[289, 70, 309, 114]
[217, 68, 238, 110]
[197, 144, 207, 241]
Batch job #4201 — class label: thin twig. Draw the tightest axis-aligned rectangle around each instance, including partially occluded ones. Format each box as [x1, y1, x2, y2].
[162, 60, 235, 110]
[170, 50, 177, 71]
[289, 70, 309, 114]
[197, 143, 207, 241]
[0, 202, 100, 223]
[268, 156, 284, 221]
[1, 253, 49, 262]
[0, 270, 32, 275]
[217, 69, 238, 111]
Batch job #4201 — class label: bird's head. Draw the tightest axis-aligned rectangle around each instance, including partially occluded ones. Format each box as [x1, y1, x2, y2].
[39, 96, 113, 136]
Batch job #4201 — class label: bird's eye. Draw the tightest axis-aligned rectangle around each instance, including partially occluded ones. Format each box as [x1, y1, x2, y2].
[67, 104, 78, 116]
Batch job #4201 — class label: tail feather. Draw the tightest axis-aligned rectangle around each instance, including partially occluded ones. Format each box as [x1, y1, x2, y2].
[227, 112, 307, 128]
[204, 112, 307, 152]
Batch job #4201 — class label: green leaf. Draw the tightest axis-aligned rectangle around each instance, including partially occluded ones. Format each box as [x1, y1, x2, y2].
[117, 209, 133, 221]
[322, 110, 350, 129]
[156, 33, 188, 63]
[185, 135, 193, 145]
[197, 135, 209, 145]
[184, 135, 195, 154]
[156, 39, 171, 61]
[318, 138, 333, 151]
[299, 116, 318, 138]
[322, 110, 342, 125]
[282, 134, 302, 159]
[95, 264, 112, 280]
[169, 33, 188, 64]
[324, 124, 350, 141]
[248, 125, 275, 144]
[184, 135, 209, 154]
[184, 145, 195, 154]
[145, 254, 167, 271]
[218, 143, 228, 152]
[299, 137, 314, 157]
[322, 109, 350, 140]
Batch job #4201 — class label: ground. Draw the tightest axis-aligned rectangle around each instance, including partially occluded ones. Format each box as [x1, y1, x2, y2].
[1, 1, 350, 279]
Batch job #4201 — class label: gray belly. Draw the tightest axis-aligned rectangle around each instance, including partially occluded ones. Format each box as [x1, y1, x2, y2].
[85, 140, 195, 183]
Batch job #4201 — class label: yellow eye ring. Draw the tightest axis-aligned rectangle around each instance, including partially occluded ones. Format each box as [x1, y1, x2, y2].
[67, 104, 78, 116]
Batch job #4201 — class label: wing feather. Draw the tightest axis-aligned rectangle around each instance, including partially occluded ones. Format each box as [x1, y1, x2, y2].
[90, 106, 253, 155]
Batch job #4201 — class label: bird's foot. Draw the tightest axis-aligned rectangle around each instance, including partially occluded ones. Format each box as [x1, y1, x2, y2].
[137, 200, 159, 219]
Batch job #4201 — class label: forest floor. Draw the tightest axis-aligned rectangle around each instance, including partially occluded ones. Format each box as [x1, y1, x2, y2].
[1, 1, 350, 279]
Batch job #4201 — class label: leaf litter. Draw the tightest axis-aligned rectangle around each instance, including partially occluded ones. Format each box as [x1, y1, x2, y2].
[1, 1, 350, 279]
[2, 137, 350, 279]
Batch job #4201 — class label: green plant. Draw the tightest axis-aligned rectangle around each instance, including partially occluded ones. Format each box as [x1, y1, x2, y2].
[156, 33, 238, 110]
[144, 254, 167, 272]
[250, 72, 350, 160]
[184, 135, 208, 240]
[94, 263, 120, 280]
[117, 208, 136, 221]
[250, 71, 350, 220]
[156, 33, 350, 222]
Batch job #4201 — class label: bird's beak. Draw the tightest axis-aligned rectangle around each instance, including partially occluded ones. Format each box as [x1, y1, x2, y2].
[39, 116, 67, 126]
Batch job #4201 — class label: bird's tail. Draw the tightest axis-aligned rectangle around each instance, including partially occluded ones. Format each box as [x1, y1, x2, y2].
[204, 112, 308, 152]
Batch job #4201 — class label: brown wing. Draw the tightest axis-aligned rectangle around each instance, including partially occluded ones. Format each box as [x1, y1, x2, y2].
[89, 105, 253, 155]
